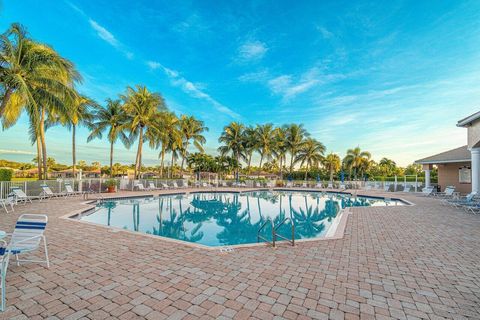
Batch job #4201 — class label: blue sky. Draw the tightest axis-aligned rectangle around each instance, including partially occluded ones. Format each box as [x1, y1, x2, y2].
[1, 0, 479, 166]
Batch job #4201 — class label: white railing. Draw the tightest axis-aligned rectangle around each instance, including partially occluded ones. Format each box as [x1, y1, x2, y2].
[0, 177, 429, 199]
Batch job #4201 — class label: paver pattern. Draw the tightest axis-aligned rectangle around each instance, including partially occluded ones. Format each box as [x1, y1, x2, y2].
[0, 188, 479, 320]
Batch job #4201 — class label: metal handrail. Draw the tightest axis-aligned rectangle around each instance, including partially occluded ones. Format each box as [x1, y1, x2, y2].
[257, 218, 275, 247]
[274, 217, 295, 246]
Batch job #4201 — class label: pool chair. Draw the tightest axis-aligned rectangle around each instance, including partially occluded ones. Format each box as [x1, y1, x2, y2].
[39, 185, 65, 200]
[65, 183, 83, 196]
[383, 185, 390, 192]
[160, 182, 170, 189]
[172, 181, 181, 189]
[148, 182, 160, 190]
[444, 192, 477, 208]
[0, 239, 11, 311]
[364, 185, 372, 191]
[1, 195, 15, 214]
[401, 185, 411, 193]
[10, 187, 34, 204]
[134, 183, 147, 191]
[182, 180, 189, 188]
[221, 181, 228, 187]
[433, 186, 456, 199]
[286, 181, 293, 188]
[327, 182, 333, 189]
[420, 186, 434, 196]
[5, 214, 49, 269]
[339, 184, 346, 190]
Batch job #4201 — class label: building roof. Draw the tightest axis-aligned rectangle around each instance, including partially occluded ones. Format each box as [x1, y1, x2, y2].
[457, 111, 480, 127]
[415, 145, 471, 164]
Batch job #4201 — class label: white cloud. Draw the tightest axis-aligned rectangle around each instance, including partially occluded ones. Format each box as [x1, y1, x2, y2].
[238, 40, 268, 61]
[318, 26, 334, 39]
[89, 19, 119, 47]
[146, 61, 162, 70]
[152, 63, 240, 119]
[267, 68, 321, 100]
[0, 149, 36, 155]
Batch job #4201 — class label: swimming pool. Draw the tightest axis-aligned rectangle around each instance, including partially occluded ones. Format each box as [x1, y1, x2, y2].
[78, 191, 405, 247]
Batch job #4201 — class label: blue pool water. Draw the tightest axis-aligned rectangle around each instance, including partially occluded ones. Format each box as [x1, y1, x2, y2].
[79, 191, 404, 247]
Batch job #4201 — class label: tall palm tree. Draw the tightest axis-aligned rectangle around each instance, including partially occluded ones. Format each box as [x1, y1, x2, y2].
[1, 23, 80, 179]
[242, 126, 257, 173]
[63, 94, 97, 177]
[218, 122, 244, 180]
[272, 126, 288, 180]
[343, 147, 371, 180]
[255, 123, 275, 175]
[324, 153, 341, 183]
[87, 99, 130, 177]
[146, 112, 180, 178]
[121, 85, 166, 179]
[296, 138, 325, 180]
[284, 124, 309, 173]
[179, 115, 208, 173]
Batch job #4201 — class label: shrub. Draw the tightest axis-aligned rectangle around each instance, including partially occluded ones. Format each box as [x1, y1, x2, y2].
[0, 168, 13, 181]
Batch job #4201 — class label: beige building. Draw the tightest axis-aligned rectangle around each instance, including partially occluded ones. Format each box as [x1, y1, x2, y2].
[416, 111, 480, 194]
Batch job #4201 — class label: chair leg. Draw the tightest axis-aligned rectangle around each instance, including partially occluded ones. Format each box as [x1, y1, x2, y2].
[43, 237, 50, 268]
[15, 255, 19, 267]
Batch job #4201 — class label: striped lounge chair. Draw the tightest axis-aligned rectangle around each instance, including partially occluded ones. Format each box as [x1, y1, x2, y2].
[0, 239, 10, 311]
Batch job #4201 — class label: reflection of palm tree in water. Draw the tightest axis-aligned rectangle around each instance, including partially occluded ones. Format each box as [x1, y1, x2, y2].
[286, 195, 326, 238]
[98, 201, 116, 226]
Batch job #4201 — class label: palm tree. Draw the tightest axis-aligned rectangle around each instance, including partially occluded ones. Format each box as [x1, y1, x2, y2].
[343, 147, 371, 180]
[324, 153, 341, 183]
[179, 115, 208, 173]
[296, 138, 325, 180]
[87, 99, 130, 177]
[218, 122, 244, 180]
[272, 127, 288, 180]
[284, 124, 309, 173]
[63, 94, 97, 177]
[255, 123, 275, 175]
[121, 85, 166, 179]
[242, 126, 257, 173]
[1, 23, 80, 179]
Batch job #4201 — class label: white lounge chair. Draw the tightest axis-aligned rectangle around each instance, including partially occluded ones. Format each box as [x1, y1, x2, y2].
[134, 183, 146, 191]
[301, 182, 308, 188]
[339, 184, 346, 190]
[10, 187, 33, 204]
[0, 238, 10, 311]
[65, 183, 82, 196]
[286, 181, 293, 188]
[420, 186, 434, 196]
[433, 186, 455, 198]
[327, 182, 333, 189]
[39, 185, 65, 200]
[383, 185, 390, 192]
[401, 185, 411, 193]
[5, 214, 49, 268]
[148, 182, 159, 190]
[0, 195, 15, 213]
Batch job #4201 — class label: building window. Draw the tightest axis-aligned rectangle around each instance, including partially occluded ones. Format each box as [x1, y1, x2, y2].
[459, 167, 471, 184]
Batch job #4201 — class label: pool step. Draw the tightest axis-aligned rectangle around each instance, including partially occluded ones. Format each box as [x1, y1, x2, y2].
[257, 217, 295, 248]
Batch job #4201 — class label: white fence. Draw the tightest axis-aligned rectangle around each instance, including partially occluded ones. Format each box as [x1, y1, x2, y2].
[0, 178, 428, 199]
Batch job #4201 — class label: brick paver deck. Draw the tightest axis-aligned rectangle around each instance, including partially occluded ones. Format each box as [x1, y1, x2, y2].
[1, 189, 479, 319]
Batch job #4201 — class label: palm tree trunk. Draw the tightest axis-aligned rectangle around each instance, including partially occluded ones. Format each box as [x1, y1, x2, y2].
[40, 106, 48, 180]
[247, 152, 253, 173]
[72, 124, 76, 178]
[290, 152, 295, 173]
[279, 156, 283, 180]
[134, 126, 144, 179]
[170, 151, 175, 179]
[258, 154, 264, 178]
[0, 88, 12, 118]
[159, 146, 166, 178]
[329, 168, 334, 182]
[36, 138, 42, 180]
[304, 164, 309, 181]
[109, 141, 114, 178]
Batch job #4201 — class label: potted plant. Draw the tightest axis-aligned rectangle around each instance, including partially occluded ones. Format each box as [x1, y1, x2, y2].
[105, 179, 117, 193]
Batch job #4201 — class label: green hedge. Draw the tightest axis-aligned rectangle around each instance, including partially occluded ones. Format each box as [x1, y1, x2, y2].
[0, 168, 13, 181]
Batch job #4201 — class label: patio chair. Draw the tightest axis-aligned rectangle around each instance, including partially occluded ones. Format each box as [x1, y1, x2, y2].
[433, 186, 455, 198]
[148, 181, 159, 190]
[6, 214, 49, 268]
[1, 195, 15, 213]
[182, 180, 189, 188]
[286, 181, 293, 188]
[383, 185, 390, 192]
[444, 192, 477, 208]
[39, 185, 65, 200]
[134, 183, 146, 191]
[0, 239, 11, 311]
[339, 184, 346, 190]
[65, 183, 83, 196]
[420, 186, 434, 196]
[327, 182, 333, 189]
[159, 182, 170, 189]
[401, 185, 411, 193]
[10, 187, 33, 204]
